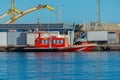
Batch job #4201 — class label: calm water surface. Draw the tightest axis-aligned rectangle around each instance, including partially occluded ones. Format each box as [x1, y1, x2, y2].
[0, 51, 120, 80]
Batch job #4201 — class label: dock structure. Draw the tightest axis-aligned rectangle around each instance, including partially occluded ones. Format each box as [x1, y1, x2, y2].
[0, 44, 120, 52]
[0, 23, 120, 51]
[75, 23, 120, 44]
[92, 44, 120, 51]
[0, 23, 75, 47]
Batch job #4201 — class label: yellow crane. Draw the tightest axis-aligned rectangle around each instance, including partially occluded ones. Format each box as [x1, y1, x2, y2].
[0, 0, 22, 21]
[6, 5, 54, 23]
[0, 0, 54, 24]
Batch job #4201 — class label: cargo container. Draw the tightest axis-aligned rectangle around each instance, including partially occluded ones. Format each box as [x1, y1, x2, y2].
[87, 31, 108, 41]
[0, 32, 7, 46]
[7, 32, 26, 45]
[75, 31, 108, 44]
[116, 33, 120, 44]
[26, 33, 38, 45]
[107, 32, 116, 44]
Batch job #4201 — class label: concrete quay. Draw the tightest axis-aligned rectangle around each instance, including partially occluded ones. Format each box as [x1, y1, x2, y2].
[93, 44, 120, 51]
[0, 46, 25, 52]
[0, 44, 120, 52]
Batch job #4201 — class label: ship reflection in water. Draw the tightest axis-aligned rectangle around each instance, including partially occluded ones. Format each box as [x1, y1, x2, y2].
[0, 52, 120, 80]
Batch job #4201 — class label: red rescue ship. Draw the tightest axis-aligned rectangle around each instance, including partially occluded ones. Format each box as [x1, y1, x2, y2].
[24, 20, 97, 52]
[24, 32, 97, 52]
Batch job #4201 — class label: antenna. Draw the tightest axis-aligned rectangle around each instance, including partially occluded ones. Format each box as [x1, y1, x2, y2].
[38, 17, 41, 37]
[56, 6, 62, 23]
[38, 18, 40, 31]
[97, 0, 101, 26]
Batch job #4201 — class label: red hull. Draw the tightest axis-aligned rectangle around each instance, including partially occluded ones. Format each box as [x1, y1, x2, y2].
[24, 43, 97, 52]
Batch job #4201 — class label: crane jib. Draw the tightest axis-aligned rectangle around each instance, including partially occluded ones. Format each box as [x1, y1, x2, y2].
[0, 2, 54, 24]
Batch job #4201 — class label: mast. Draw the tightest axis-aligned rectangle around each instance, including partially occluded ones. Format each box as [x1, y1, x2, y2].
[38, 18, 41, 37]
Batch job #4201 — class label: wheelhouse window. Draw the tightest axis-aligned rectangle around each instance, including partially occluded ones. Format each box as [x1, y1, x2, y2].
[45, 40, 48, 44]
[57, 40, 60, 44]
[53, 40, 56, 44]
[60, 40, 64, 44]
[42, 40, 45, 44]
[52, 39, 64, 44]
[42, 40, 48, 44]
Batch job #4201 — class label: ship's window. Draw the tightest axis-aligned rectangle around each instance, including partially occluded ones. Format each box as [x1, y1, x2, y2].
[60, 40, 64, 44]
[42, 40, 44, 44]
[42, 40, 48, 44]
[53, 40, 56, 44]
[57, 40, 59, 44]
[57, 40, 60, 44]
[45, 40, 48, 44]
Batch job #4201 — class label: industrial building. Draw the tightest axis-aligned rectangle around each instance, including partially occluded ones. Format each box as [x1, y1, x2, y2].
[75, 22, 120, 44]
[0, 23, 75, 46]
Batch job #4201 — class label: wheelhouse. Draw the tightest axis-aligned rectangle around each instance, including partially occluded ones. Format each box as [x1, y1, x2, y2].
[35, 36, 69, 48]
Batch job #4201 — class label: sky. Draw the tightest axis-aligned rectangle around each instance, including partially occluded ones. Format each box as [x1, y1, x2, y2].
[0, 0, 120, 24]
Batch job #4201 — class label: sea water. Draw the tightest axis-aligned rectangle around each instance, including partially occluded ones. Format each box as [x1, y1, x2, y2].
[0, 51, 120, 80]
